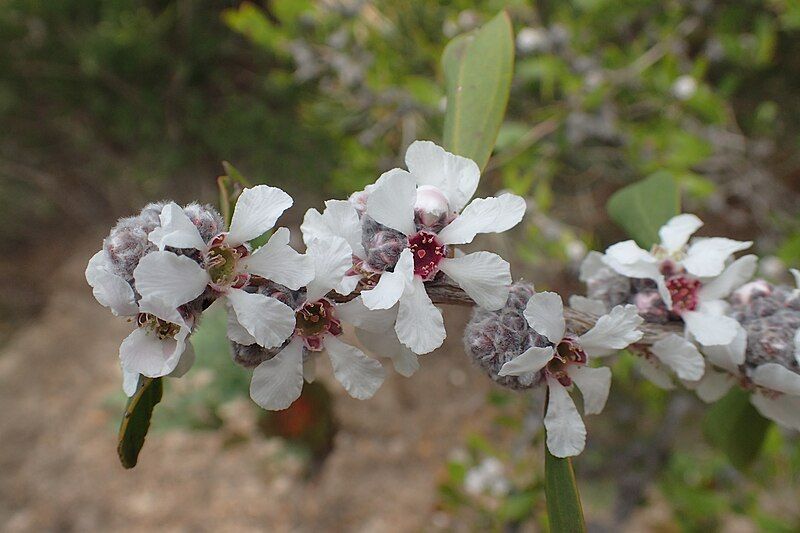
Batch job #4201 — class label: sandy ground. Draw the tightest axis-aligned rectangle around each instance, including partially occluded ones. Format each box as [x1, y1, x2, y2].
[0, 239, 503, 532]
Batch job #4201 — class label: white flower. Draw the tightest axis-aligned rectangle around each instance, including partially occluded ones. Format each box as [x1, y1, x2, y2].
[463, 457, 511, 497]
[301, 199, 366, 295]
[602, 214, 755, 347]
[358, 141, 527, 354]
[497, 291, 643, 457]
[249, 237, 385, 410]
[133, 186, 314, 349]
[692, 270, 800, 430]
[86, 250, 196, 389]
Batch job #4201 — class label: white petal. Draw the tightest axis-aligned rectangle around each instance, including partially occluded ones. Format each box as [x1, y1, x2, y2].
[249, 338, 304, 410]
[226, 306, 257, 345]
[228, 185, 293, 246]
[122, 369, 139, 397]
[569, 366, 612, 415]
[404, 140, 480, 212]
[395, 277, 445, 354]
[241, 227, 313, 290]
[751, 363, 800, 395]
[148, 202, 206, 251]
[169, 342, 196, 378]
[795, 328, 800, 366]
[751, 393, 800, 431]
[439, 252, 511, 310]
[523, 291, 565, 344]
[578, 251, 609, 282]
[792, 268, 800, 290]
[355, 327, 420, 377]
[545, 378, 586, 458]
[437, 194, 526, 245]
[701, 323, 746, 370]
[699, 255, 758, 301]
[226, 289, 295, 349]
[636, 358, 675, 390]
[602, 241, 661, 279]
[498, 346, 555, 377]
[658, 214, 703, 253]
[303, 355, 317, 383]
[682, 237, 753, 278]
[338, 275, 361, 296]
[325, 335, 385, 399]
[85, 251, 138, 316]
[301, 200, 365, 258]
[335, 297, 397, 333]
[365, 168, 417, 236]
[361, 248, 413, 310]
[578, 304, 643, 357]
[693, 368, 734, 403]
[137, 295, 188, 328]
[682, 309, 738, 346]
[304, 236, 354, 301]
[568, 295, 607, 316]
[650, 334, 705, 381]
[119, 327, 186, 378]
[133, 251, 209, 309]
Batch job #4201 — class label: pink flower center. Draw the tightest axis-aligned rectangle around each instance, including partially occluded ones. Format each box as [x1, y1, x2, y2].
[666, 275, 701, 314]
[295, 299, 342, 351]
[408, 230, 446, 280]
[546, 336, 587, 387]
[205, 233, 250, 289]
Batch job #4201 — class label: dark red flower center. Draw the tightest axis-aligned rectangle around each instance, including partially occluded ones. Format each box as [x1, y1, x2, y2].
[546, 336, 587, 387]
[408, 230, 446, 280]
[666, 275, 701, 315]
[295, 299, 342, 351]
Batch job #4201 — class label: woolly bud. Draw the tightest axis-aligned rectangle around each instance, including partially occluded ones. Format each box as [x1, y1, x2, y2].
[463, 282, 549, 391]
[743, 309, 800, 373]
[104, 202, 166, 282]
[361, 216, 408, 272]
[585, 267, 632, 311]
[632, 289, 669, 324]
[182, 202, 226, 243]
[231, 341, 286, 369]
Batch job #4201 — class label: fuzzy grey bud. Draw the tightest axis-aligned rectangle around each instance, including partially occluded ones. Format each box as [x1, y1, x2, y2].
[361, 216, 408, 272]
[463, 282, 549, 391]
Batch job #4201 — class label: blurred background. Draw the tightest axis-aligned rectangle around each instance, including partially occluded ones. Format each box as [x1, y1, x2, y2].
[2, 0, 800, 531]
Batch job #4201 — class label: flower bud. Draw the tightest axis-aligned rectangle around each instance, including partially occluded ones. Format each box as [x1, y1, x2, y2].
[414, 185, 450, 229]
[361, 216, 408, 272]
[182, 202, 225, 243]
[463, 282, 549, 390]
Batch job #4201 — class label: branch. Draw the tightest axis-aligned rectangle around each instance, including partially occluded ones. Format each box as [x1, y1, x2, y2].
[328, 281, 682, 347]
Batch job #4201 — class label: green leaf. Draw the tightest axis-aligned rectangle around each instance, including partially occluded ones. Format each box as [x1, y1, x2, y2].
[442, 10, 514, 171]
[606, 171, 681, 248]
[545, 448, 586, 533]
[703, 388, 771, 470]
[118, 376, 163, 469]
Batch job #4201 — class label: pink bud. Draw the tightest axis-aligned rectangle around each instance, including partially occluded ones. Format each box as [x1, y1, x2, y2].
[414, 185, 450, 226]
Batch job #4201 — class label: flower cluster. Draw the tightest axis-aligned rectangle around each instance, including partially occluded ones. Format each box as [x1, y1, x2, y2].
[88, 141, 800, 461]
[87, 141, 531, 411]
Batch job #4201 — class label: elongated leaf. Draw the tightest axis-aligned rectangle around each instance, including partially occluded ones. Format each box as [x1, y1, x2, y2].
[545, 447, 586, 533]
[606, 171, 680, 248]
[442, 10, 514, 171]
[703, 388, 771, 470]
[118, 376, 163, 469]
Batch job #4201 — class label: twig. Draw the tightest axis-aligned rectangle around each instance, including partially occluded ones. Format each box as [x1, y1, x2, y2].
[328, 281, 683, 347]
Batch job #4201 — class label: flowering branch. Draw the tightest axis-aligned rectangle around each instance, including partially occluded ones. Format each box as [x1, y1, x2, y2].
[328, 281, 683, 345]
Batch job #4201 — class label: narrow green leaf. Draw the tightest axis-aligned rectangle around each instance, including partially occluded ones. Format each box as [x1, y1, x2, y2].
[703, 388, 771, 470]
[118, 376, 163, 469]
[442, 10, 514, 171]
[222, 161, 252, 187]
[545, 447, 586, 533]
[606, 171, 681, 248]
